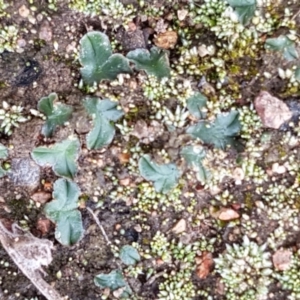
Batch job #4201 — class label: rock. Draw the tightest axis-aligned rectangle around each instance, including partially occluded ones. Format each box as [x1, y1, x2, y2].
[31, 191, 52, 204]
[216, 279, 226, 295]
[154, 31, 178, 49]
[117, 27, 146, 51]
[119, 177, 131, 186]
[132, 120, 148, 139]
[154, 19, 168, 33]
[134, 224, 142, 233]
[18, 5, 30, 18]
[118, 152, 130, 164]
[131, 120, 164, 144]
[39, 21, 53, 42]
[195, 251, 214, 279]
[113, 287, 127, 298]
[36, 218, 51, 235]
[254, 91, 292, 129]
[272, 162, 286, 174]
[232, 167, 244, 185]
[74, 111, 90, 134]
[171, 219, 186, 234]
[198, 44, 215, 57]
[177, 9, 189, 21]
[272, 249, 292, 271]
[16, 38, 26, 50]
[218, 208, 240, 221]
[8, 158, 40, 191]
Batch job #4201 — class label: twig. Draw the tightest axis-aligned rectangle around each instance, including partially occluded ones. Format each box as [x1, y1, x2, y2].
[292, 8, 300, 21]
[87, 207, 111, 245]
[146, 271, 166, 286]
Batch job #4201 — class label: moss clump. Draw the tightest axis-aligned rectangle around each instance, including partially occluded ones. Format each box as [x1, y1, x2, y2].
[274, 252, 300, 299]
[0, 25, 19, 53]
[0, 0, 9, 18]
[68, 0, 136, 27]
[215, 236, 273, 300]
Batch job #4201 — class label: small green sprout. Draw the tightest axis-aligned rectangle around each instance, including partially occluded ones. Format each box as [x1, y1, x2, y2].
[79, 31, 131, 85]
[187, 110, 241, 149]
[44, 178, 84, 246]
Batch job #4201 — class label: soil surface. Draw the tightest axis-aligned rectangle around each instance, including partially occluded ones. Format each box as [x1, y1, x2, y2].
[0, 1, 300, 300]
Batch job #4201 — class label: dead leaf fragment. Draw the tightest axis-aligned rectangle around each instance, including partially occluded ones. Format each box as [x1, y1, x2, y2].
[272, 249, 292, 271]
[0, 220, 62, 300]
[171, 219, 186, 234]
[154, 31, 178, 49]
[218, 208, 240, 221]
[254, 91, 292, 129]
[196, 251, 213, 279]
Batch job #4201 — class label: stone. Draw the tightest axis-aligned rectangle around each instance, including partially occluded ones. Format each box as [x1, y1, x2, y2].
[171, 218, 186, 234]
[272, 162, 286, 174]
[36, 218, 51, 235]
[131, 120, 164, 144]
[254, 91, 292, 129]
[218, 208, 240, 221]
[195, 251, 213, 279]
[39, 21, 53, 42]
[272, 249, 292, 271]
[18, 5, 30, 18]
[154, 31, 178, 49]
[118, 28, 146, 51]
[8, 158, 40, 191]
[177, 9, 189, 21]
[31, 191, 52, 204]
[232, 167, 244, 185]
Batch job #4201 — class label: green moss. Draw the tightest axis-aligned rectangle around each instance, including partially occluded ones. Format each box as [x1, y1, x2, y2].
[244, 192, 253, 209]
[0, 25, 19, 53]
[33, 38, 47, 51]
[0, 81, 7, 88]
[68, 0, 136, 27]
[0, 0, 9, 18]
[228, 65, 241, 75]
[215, 237, 272, 300]
[275, 253, 300, 299]
[7, 198, 33, 221]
